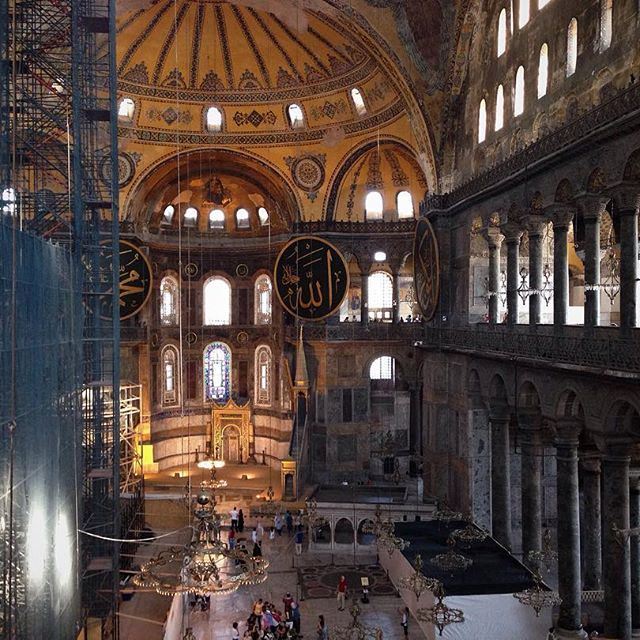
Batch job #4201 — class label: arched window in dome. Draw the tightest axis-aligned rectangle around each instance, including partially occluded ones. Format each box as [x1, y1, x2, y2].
[478, 99, 487, 143]
[514, 66, 525, 116]
[203, 342, 231, 402]
[599, 0, 613, 52]
[162, 205, 175, 225]
[161, 345, 180, 405]
[495, 85, 504, 131]
[258, 207, 269, 226]
[350, 88, 367, 115]
[118, 97, 135, 121]
[539, 0, 551, 8]
[287, 104, 304, 129]
[203, 277, 231, 326]
[2, 187, 15, 216]
[365, 191, 384, 221]
[518, 0, 529, 28]
[209, 209, 225, 230]
[255, 345, 272, 406]
[369, 356, 395, 380]
[205, 106, 223, 132]
[236, 208, 250, 229]
[184, 207, 198, 228]
[567, 18, 578, 77]
[368, 271, 393, 322]
[497, 8, 507, 57]
[396, 191, 414, 219]
[538, 44, 549, 98]
[160, 276, 179, 326]
[254, 275, 272, 325]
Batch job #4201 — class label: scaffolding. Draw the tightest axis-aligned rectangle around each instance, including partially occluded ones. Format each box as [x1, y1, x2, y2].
[0, 0, 122, 638]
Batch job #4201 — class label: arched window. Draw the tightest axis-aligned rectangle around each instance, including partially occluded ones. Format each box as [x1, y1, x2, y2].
[161, 345, 180, 405]
[236, 208, 250, 229]
[567, 18, 578, 77]
[350, 87, 367, 115]
[254, 274, 272, 325]
[203, 277, 231, 326]
[538, 44, 549, 98]
[478, 99, 487, 143]
[209, 209, 225, 230]
[396, 191, 414, 219]
[539, 0, 551, 7]
[518, 0, 529, 28]
[287, 104, 304, 128]
[599, 0, 613, 52]
[514, 66, 525, 116]
[495, 84, 504, 131]
[255, 345, 272, 406]
[184, 206, 198, 228]
[162, 204, 175, 225]
[369, 356, 395, 380]
[206, 106, 223, 132]
[203, 342, 231, 402]
[368, 271, 393, 321]
[118, 97, 135, 121]
[160, 276, 179, 326]
[258, 207, 269, 226]
[365, 191, 384, 220]
[497, 8, 507, 56]
[1, 187, 15, 216]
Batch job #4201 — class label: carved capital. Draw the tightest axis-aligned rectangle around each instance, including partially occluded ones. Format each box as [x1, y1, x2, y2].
[611, 184, 640, 216]
[483, 226, 504, 250]
[545, 204, 576, 229]
[575, 194, 609, 222]
[553, 417, 583, 447]
[579, 456, 601, 475]
[500, 222, 523, 244]
[524, 213, 547, 237]
[517, 408, 543, 432]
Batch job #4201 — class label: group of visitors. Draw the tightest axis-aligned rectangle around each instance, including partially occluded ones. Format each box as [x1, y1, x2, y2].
[229, 506, 245, 532]
[238, 593, 302, 639]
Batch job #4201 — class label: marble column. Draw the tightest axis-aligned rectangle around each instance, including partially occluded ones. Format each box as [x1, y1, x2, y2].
[527, 216, 546, 326]
[579, 458, 602, 591]
[490, 408, 512, 549]
[502, 223, 523, 326]
[554, 419, 587, 638]
[630, 473, 640, 634]
[392, 270, 401, 323]
[614, 188, 640, 330]
[519, 410, 543, 567]
[579, 196, 609, 328]
[548, 205, 576, 327]
[485, 228, 504, 325]
[360, 270, 369, 326]
[602, 446, 632, 640]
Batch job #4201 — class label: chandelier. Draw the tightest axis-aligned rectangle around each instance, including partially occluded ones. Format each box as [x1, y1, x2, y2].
[430, 539, 473, 573]
[331, 599, 382, 640]
[361, 505, 409, 555]
[397, 554, 442, 600]
[525, 528, 558, 573]
[448, 523, 488, 547]
[416, 584, 465, 636]
[135, 486, 268, 597]
[377, 530, 410, 556]
[432, 501, 466, 524]
[253, 484, 281, 518]
[302, 498, 327, 530]
[513, 571, 561, 616]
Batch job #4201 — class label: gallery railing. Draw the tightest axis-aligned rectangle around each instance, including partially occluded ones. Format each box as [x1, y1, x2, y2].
[285, 321, 425, 342]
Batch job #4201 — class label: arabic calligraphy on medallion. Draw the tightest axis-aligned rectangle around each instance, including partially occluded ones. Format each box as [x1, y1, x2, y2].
[413, 218, 440, 322]
[274, 236, 349, 321]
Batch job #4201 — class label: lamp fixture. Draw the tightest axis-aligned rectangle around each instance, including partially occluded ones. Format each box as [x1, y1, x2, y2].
[331, 598, 383, 640]
[416, 584, 465, 636]
[397, 554, 442, 600]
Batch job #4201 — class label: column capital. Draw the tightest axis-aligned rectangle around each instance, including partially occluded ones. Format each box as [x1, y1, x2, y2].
[579, 456, 601, 475]
[575, 194, 609, 222]
[500, 222, 523, 244]
[611, 183, 640, 216]
[518, 409, 543, 435]
[524, 213, 547, 237]
[554, 417, 584, 447]
[629, 468, 640, 491]
[545, 204, 576, 229]
[600, 439, 635, 463]
[489, 404, 512, 423]
[483, 226, 504, 249]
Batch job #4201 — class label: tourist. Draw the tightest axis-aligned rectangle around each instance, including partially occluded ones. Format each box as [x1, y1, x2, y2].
[295, 527, 304, 555]
[228, 527, 237, 550]
[252, 599, 263, 630]
[336, 575, 348, 611]
[269, 526, 276, 540]
[285, 510, 293, 535]
[399, 606, 409, 638]
[230, 506, 239, 531]
[251, 528, 258, 545]
[317, 615, 328, 640]
[238, 508, 245, 532]
[290, 601, 301, 634]
[232, 621, 240, 640]
[275, 512, 283, 535]
[257, 518, 265, 542]
[283, 592, 294, 615]
[252, 540, 262, 557]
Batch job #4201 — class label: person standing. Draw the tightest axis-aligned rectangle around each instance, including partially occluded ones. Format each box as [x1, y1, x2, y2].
[230, 506, 239, 531]
[294, 527, 304, 555]
[251, 527, 258, 545]
[290, 601, 301, 635]
[399, 606, 409, 638]
[238, 508, 245, 533]
[285, 510, 293, 535]
[228, 527, 236, 550]
[336, 575, 347, 611]
[257, 518, 264, 542]
[282, 592, 294, 615]
[317, 615, 328, 640]
[231, 622, 240, 640]
[274, 512, 283, 536]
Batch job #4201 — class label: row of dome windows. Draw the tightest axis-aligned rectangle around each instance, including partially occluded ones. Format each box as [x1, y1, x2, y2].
[365, 190, 414, 220]
[162, 204, 270, 230]
[118, 88, 368, 130]
[480, 3, 614, 143]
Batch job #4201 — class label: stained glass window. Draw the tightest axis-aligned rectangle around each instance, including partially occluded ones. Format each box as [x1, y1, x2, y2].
[160, 275, 179, 326]
[254, 275, 272, 324]
[255, 345, 272, 405]
[204, 342, 231, 402]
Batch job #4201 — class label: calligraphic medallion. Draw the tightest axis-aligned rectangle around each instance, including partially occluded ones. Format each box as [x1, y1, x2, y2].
[413, 218, 440, 322]
[274, 236, 349, 321]
[98, 240, 153, 320]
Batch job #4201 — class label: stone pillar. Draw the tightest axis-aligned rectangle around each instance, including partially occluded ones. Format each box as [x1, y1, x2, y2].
[554, 419, 587, 638]
[519, 410, 542, 567]
[630, 473, 640, 633]
[579, 458, 602, 591]
[502, 223, 523, 326]
[392, 269, 401, 323]
[485, 228, 504, 325]
[490, 408, 512, 549]
[579, 196, 609, 328]
[526, 215, 547, 326]
[361, 269, 369, 326]
[614, 188, 640, 330]
[548, 205, 576, 327]
[602, 446, 632, 640]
